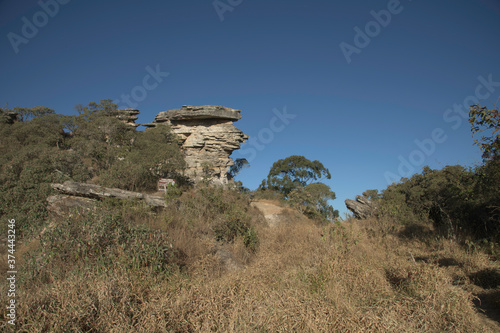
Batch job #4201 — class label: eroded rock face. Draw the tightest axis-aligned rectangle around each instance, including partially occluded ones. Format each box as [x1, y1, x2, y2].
[114, 109, 140, 127]
[145, 105, 248, 185]
[345, 195, 377, 219]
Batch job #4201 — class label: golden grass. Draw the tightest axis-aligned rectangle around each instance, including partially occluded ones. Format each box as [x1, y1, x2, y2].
[1, 195, 499, 332]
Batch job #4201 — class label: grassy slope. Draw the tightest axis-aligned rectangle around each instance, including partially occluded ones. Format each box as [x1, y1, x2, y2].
[1, 191, 499, 332]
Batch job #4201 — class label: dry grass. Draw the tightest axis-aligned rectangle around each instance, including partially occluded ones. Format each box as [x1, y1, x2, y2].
[1, 191, 499, 332]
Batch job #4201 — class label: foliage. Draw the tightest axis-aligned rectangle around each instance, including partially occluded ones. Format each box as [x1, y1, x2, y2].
[227, 158, 250, 180]
[0, 113, 90, 237]
[99, 125, 185, 191]
[289, 183, 339, 223]
[362, 189, 381, 201]
[378, 164, 499, 241]
[12, 105, 55, 122]
[260, 155, 337, 222]
[469, 99, 500, 160]
[180, 185, 258, 251]
[260, 155, 331, 198]
[32, 202, 177, 280]
[0, 99, 186, 239]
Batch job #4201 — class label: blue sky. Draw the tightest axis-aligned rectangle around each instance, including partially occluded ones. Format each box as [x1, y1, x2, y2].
[1, 0, 500, 217]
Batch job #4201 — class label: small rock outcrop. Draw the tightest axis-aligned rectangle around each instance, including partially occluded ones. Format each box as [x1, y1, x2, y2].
[51, 181, 166, 207]
[144, 105, 248, 185]
[345, 195, 377, 219]
[46, 195, 97, 217]
[114, 109, 140, 127]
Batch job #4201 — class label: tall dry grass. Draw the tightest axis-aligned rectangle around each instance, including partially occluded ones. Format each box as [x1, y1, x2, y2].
[1, 187, 499, 332]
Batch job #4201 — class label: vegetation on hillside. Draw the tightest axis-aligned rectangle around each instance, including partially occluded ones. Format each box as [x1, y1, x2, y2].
[257, 155, 339, 223]
[0, 99, 498, 331]
[372, 100, 500, 251]
[0, 100, 185, 238]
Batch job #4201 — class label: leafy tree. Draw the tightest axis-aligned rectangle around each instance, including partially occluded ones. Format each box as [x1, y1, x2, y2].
[469, 99, 499, 160]
[289, 182, 339, 222]
[69, 100, 134, 173]
[260, 155, 331, 197]
[362, 189, 381, 201]
[0, 112, 90, 238]
[99, 125, 186, 191]
[228, 158, 250, 180]
[12, 105, 55, 122]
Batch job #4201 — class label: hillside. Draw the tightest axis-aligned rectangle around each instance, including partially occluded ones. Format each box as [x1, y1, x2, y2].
[1, 101, 499, 332]
[1, 189, 499, 332]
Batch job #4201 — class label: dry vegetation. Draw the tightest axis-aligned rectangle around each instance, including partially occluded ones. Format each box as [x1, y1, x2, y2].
[1, 186, 499, 332]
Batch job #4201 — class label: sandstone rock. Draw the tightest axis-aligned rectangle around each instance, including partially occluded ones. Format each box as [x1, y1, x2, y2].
[145, 105, 248, 185]
[154, 105, 242, 121]
[114, 108, 140, 127]
[46, 195, 96, 217]
[51, 181, 166, 207]
[345, 195, 377, 219]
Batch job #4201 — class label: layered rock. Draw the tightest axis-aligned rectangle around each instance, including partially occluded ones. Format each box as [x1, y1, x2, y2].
[144, 105, 248, 185]
[114, 108, 140, 127]
[0, 111, 19, 124]
[51, 181, 166, 207]
[345, 195, 377, 219]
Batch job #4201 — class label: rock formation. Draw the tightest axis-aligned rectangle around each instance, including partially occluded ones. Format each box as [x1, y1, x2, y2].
[114, 108, 140, 127]
[144, 105, 248, 185]
[51, 181, 166, 207]
[345, 195, 377, 219]
[46, 195, 97, 217]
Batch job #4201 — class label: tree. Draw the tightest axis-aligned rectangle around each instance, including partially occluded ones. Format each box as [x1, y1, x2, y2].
[289, 182, 339, 222]
[228, 158, 250, 180]
[469, 99, 500, 160]
[261, 155, 331, 197]
[12, 105, 55, 122]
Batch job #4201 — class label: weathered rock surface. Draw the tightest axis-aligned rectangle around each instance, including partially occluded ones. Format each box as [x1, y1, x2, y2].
[114, 109, 140, 127]
[51, 181, 166, 207]
[144, 105, 248, 185]
[46, 195, 97, 217]
[345, 195, 377, 219]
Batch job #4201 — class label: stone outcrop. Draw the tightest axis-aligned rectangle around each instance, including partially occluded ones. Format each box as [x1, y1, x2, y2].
[114, 109, 140, 127]
[46, 195, 97, 217]
[51, 181, 166, 207]
[345, 195, 377, 219]
[144, 105, 248, 185]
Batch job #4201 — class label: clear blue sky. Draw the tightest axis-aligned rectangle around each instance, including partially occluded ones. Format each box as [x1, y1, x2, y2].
[1, 0, 500, 217]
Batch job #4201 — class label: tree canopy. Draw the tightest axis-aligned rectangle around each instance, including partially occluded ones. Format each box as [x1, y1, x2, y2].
[260, 155, 331, 197]
[469, 100, 500, 161]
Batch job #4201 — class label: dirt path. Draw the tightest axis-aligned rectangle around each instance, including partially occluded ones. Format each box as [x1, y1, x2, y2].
[250, 200, 286, 227]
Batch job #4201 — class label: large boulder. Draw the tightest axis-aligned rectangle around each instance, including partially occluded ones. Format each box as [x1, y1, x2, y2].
[51, 181, 167, 207]
[345, 195, 377, 219]
[144, 105, 248, 185]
